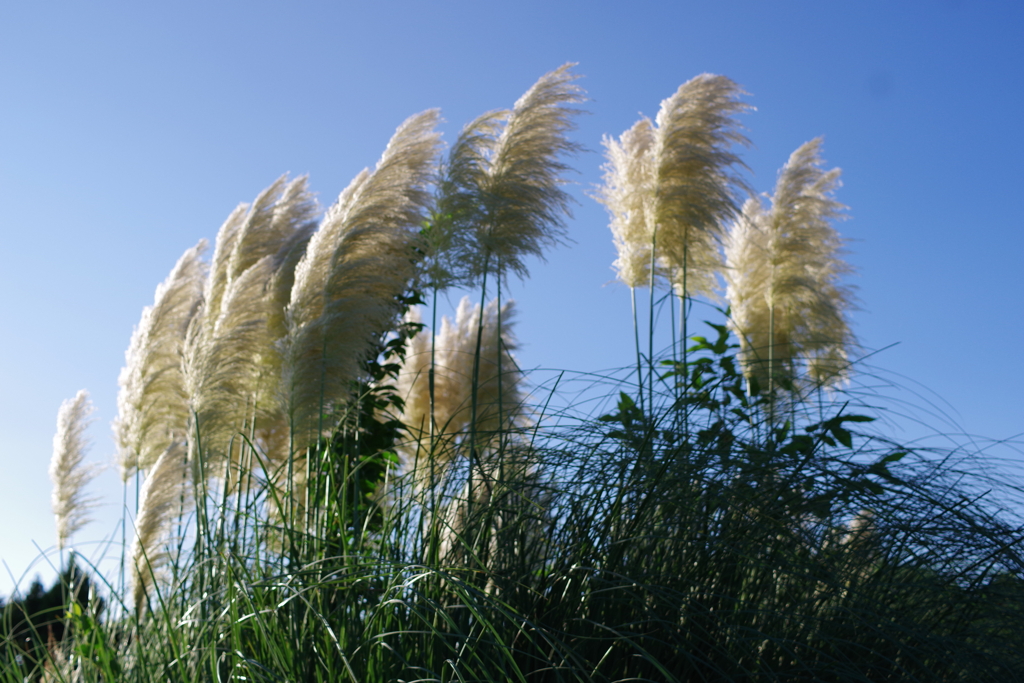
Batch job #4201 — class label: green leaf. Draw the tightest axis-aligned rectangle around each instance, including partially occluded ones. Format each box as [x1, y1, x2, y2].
[832, 426, 853, 448]
[880, 450, 909, 464]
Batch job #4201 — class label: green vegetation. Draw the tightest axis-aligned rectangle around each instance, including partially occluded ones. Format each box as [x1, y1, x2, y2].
[4, 65, 1024, 681]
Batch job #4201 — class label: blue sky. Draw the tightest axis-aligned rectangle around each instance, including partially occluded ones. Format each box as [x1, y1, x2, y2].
[1, 1, 1022, 597]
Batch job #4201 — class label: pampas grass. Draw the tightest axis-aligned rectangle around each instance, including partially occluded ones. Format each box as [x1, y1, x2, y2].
[598, 74, 750, 297]
[421, 110, 504, 291]
[115, 240, 208, 480]
[17, 68, 1024, 683]
[654, 73, 750, 298]
[283, 109, 442, 446]
[129, 440, 189, 614]
[226, 175, 318, 286]
[184, 175, 318, 475]
[596, 75, 749, 408]
[599, 117, 657, 289]
[725, 137, 855, 391]
[396, 297, 525, 469]
[433, 64, 584, 287]
[49, 389, 97, 551]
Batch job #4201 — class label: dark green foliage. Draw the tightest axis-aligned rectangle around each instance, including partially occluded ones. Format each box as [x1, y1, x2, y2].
[11, 326, 1024, 681]
[1, 557, 103, 678]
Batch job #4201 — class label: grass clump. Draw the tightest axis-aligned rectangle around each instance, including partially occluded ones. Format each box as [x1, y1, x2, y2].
[5, 66, 1024, 682]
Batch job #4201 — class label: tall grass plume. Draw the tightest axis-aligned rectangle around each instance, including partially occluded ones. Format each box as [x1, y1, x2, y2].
[725, 137, 855, 391]
[129, 440, 189, 615]
[115, 241, 208, 479]
[49, 389, 97, 551]
[396, 297, 525, 469]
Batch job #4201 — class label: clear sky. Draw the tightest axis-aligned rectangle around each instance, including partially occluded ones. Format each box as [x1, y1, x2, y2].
[1, 1, 1022, 598]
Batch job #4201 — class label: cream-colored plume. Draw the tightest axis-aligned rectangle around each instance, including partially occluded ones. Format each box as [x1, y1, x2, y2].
[597, 117, 657, 288]
[283, 109, 442, 447]
[130, 440, 190, 614]
[227, 175, 318, 287]
[653, 74, 751, 298]
[184, 175, 318, 475]
[115, 241, 208, 480]
[725, 138, 855, 390]
[396, 297, 525, 470]
[422, 110, 505, 291]
[596, 74, 749, 297]
[184, 256, 275, 474]
[50, 390, 98, 550]
[430, 64, 584, 287]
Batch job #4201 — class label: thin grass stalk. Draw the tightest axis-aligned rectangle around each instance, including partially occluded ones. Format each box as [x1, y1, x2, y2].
[629, 287, 645, 413]
[495, 257, 506, 526]
[769, 301, 776, 425]
[428, 310, 440, 566]
[648, 228, 657, 412]
[681, 248, 689, 437]
[120, 479, 127, 599]
[485, 259, 506, 570]
[467, 252, 491, 537]
[430, 285, 438, 472]
[303, 441, 313, 558]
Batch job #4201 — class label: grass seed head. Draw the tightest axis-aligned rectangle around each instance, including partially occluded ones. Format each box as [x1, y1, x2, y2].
[50, 389, 98, 551]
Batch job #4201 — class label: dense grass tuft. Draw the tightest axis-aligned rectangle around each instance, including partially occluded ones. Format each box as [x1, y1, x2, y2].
[5, 67, 1024, 681]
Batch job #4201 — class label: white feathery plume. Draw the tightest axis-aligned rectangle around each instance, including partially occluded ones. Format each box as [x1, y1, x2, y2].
[130, 440, 190, 614]
[724, 138, 855, 390]
[653, 73, 751, 298]
[266, 219, 318, 343]
[724, 198, 771, 381]
[255, 194, 319, 466]
[115, 240, 208, 480]
[597, 117, 658, 288]
[393, 306, 433, 442]
[50, 390, 98, 551]
[432, 64, 584, 286]
[474, 63, 584, 280]
[283, 109, 442, 447]
[184, 256, 275, 473]
[421, 110, 504, 291]
[396, 297, 525, 469]
[203, 206, 249, 336]
[184, 176, 318, 474]
[227, 175, 318, 287]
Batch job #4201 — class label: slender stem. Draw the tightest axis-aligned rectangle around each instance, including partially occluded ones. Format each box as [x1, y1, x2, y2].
[631, 287, 644, 413]
[120, 479, 127, 599]
[489, 261, 504, 567]
[429, 286, 438, 462]
[670, 280, 677, 396]
[496, 263, 505, 471]
[679, 293, 686, 432]
[468, 251, 491, 536]
[648, 226, 658, 412]
[428, 283, 439, 550]
[769, 302, 775, 426]
[681, 243, 689, 438]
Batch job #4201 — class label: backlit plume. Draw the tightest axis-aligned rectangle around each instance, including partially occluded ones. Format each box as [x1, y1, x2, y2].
[283, 109, 442, 445]
[654, 74, 751, 298]
[431, 64, 584, 287]
[598, 74, 750, 297]
[115, 241, 208, 480]
[130, 440, 190, 614]
[184, 175, 318, 475]
[598, 117, 657, 288]
[50, 389, 98, 551]
[396, 297, 525, 469]
[725, 137, 855, 390]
